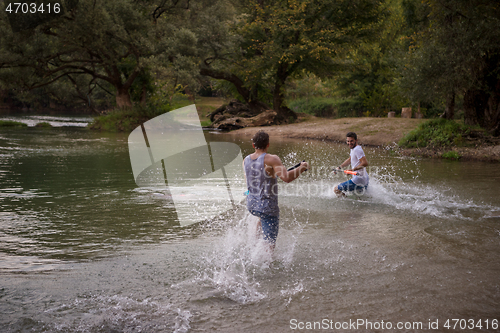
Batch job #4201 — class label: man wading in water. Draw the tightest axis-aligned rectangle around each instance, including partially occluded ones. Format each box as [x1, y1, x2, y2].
[244, 130, 308, 251]
[334, 132, 369, 197]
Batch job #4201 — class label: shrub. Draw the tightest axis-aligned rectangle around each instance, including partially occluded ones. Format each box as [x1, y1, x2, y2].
[88, 103, 172, 133]
[398, 118, 470, 148]
[442, 151, 461, 160]
[0, 120, 28, 127]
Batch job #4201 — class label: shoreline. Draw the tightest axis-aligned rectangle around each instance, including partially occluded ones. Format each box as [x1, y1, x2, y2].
[225, 116, 500, 162]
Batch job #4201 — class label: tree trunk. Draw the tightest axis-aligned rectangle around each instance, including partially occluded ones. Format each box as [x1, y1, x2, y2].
[463, 88, 488, 127]
[115, 64, 141, 109]
[200, 66, 275, 121]
[485, 78, 500, 135]
[273, 64, 297, 123]
[442, 90, 455, 120]
[116, 86, 133, 108]
[200, 67, 252, 103]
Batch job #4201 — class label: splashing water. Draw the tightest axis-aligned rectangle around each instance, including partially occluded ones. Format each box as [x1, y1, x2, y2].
[175, 209, 304, 305]
[363, 168, 492, 220]
[306, 164, 495, 221]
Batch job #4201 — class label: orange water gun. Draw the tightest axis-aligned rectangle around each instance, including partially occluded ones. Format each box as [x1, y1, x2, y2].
[333, 168, 358, 176]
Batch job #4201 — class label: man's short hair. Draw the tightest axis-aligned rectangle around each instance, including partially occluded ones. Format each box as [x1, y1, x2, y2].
[252, 130, 269, 149]
[346, 132, 357, 140]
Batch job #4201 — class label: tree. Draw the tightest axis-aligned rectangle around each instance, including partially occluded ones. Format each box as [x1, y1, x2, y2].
[197, 0, 385, 122]
[402, 0, 500, 133]
[189, 0, 269, 110]
[333, 0, 413, 116]
[0, 0, 191, 109]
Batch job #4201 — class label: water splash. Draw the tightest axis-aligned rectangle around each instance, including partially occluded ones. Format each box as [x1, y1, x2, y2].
[24, 294, 191, 333]
[176, 210, 304, 305]
[318, 166, 494, 221]
[180, 213, 269, 304]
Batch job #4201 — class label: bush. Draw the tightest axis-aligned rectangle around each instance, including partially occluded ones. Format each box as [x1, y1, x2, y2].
[0, 120, 28, 127]
[88, 103, 172, 133]
[398, 118, 470, 148]
[442, 151, 461, 160]
[288, 98, 364, 118]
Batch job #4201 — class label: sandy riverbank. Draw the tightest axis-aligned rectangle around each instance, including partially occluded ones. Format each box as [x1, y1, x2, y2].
[225, 116, 500, 162]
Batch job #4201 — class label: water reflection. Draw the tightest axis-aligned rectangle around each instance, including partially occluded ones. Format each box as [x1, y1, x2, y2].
[0, 128, 183, 263]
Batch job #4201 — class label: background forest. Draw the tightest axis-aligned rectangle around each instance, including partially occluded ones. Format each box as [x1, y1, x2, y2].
[0, 0, 499, 134]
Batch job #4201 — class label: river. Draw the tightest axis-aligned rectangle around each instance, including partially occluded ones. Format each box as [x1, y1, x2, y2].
[1, 119, 499, 332]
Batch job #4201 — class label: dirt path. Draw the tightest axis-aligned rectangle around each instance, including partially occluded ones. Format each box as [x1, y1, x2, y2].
[227, 117, 426, 146]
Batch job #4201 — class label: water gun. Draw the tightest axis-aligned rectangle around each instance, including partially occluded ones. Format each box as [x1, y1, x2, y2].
[287, 160, 307, 172]
[333, 168, 358, 176]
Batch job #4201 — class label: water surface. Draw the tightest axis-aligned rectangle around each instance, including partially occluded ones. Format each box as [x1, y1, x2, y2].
[1, 126, 499, 332]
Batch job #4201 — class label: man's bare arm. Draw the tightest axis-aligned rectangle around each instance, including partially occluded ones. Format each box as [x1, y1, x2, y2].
[268, 155, 308, 183]
[339, 157, 351, 169]
[351, 156, 368, 171]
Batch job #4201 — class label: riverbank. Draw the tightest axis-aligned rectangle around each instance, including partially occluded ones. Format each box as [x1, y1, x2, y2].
[225, 116, 500, 162]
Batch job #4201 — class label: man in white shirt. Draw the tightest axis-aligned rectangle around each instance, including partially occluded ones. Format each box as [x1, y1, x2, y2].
[334, 132, 369, 197]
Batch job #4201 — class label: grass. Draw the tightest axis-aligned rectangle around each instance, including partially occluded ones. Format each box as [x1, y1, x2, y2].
[0, 120, 28, 127]
[398, 118, 471, 148]
[88, 104, 171, 132]
[163, 95, 222, 128]
[170, 96, 224, 127]
[193, 97, 224, 127]
[442, 151, 461, 160]
[87, 96, 224, 132]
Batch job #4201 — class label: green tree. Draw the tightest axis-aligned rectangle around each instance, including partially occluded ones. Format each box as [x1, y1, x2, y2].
[191, 0, 267, 109]
[331, 0, 426, 117]
[0, 0, 191, 109]
[198, 0, 385, 122]
[402, 0, 500, 133]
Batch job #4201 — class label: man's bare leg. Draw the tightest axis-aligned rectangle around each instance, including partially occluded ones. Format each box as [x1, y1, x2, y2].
[256, 219, 262, 238]
[334, 186, 345, 197]
[256, 219, 275, 255]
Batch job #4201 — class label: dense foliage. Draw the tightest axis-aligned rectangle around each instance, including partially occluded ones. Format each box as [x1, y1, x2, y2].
[0, 0, 499, 134]
[401, 0, 500, 134]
